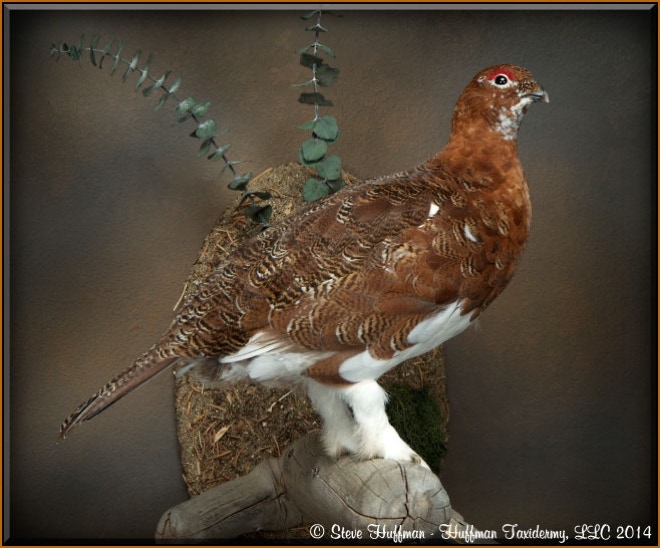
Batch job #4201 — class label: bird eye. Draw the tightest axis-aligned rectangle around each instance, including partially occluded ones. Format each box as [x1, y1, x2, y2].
[494, 74, 509, 86]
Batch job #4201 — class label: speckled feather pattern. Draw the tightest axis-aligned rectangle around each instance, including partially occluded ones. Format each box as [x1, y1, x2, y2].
[60, 64, 547, 451]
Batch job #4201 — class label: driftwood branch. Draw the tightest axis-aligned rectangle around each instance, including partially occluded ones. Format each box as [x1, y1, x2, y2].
[156, 432, 452, 541]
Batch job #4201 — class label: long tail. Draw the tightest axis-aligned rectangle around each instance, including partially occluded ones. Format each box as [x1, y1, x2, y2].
[58, 352, 180, 441]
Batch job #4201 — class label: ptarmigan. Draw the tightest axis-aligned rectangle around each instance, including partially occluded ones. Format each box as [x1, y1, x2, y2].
[60, 64, 548, 467]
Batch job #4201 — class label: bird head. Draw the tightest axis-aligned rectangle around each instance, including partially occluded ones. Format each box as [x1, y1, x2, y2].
[451, 64, 548, 142]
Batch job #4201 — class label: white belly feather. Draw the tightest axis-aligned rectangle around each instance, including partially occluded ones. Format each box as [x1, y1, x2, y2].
[220, 299, 473, 384]
[338, 299, 472, 382]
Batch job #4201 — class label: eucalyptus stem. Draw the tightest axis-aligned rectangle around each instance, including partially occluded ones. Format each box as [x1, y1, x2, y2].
[296, 10, 343, 202]
[311, 9, 323, 122]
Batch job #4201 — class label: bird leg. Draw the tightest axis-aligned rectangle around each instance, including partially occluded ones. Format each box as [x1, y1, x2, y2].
[304, 379, 360, 456]
[305, 379, 429, 469]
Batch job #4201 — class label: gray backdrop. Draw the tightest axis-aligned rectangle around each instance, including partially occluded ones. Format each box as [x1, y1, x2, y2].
[7, 5, 654, 541]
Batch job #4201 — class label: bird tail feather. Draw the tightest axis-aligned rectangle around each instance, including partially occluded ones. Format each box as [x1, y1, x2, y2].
[58, 353, 179, 441]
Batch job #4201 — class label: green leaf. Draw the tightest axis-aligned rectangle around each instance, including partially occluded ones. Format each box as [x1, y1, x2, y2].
[154, 69, 170, 87]
[301, 10, 320, 20]
[250, 191, 272, 201]
[98, 38, 115, 69]
[219, 160, 244, 177]
[155, 92, 169, 111]
[315, 155, 342, 180]
[313, 115, 339, 142]
[300, 52, 323, 68]
[292, 79, 315, 88]
[298, 92, 333, 107]
[197, 138, 213, 157]
[68, 45, 80, 62]
[76, 33, 84, 52]
[167, 75, 182, 94]
[229, 180, 246, 191]
[315, 43, 335, 58]
[195, 119, 217, 138]
[176, 97, 196, 115]
[123, 49, 141, 82]
[134, 69, 149, 91]
[229, 172, 253, 191]
[134, 52, 154, 90]
[303, 178, 330, 202]
[89, 35, 100, 66]
[209, 144, 231, 160]
[298, 119, 316, 131]
[245, 204, 273, 225]
[316, 64, 340, 87]
[111, 41, 125, 75]
[300, 138, 328, 163]
[135, 69, 149, 91]
[191, 101, 210, 118]
[326, 177, 346, 194]
[305, 24, 327, 32]
[143, 70, 170, 97]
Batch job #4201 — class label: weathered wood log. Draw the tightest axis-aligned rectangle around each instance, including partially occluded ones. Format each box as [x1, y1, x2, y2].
[156, 432, 451, 541]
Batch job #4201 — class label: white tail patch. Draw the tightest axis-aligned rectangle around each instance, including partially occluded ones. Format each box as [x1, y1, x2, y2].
[221, 331, 291, 363]
[221, 330, 335, 383]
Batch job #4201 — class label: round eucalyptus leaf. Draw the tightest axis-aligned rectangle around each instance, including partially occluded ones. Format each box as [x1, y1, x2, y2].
[316, 64, 340, 87]
[209, 144, 231, 160]
[176, 97, 196, 115]
[155, 93, 169, 111]
[316, 43, 335, 58]
[313, 116, 339, 142]
[298, 92, 333, 107]
[191, 101, 211, 118]
[300, 138, 328, 163]
[195, 119, 217, 138]
[300, 52, 323, 68]
[245, 204, 273, 225]
[315, 155, 342, 180]
[327, 177, 346, 194]
[303, 178, 330, 202]
[168, 75, 183, 94]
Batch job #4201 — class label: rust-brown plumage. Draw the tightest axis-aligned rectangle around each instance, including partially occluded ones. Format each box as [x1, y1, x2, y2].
[60, 65, 547, 464]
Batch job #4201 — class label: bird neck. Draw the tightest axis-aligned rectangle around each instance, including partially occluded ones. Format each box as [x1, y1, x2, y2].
[449, 85, 528, 143]
[430, 127, 524, 193]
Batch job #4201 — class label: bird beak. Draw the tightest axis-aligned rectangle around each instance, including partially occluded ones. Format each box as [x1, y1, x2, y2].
[525, 86, 549, 103]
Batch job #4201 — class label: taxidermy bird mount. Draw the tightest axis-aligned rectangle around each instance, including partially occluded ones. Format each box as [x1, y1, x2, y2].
[60, 64, 548, 469]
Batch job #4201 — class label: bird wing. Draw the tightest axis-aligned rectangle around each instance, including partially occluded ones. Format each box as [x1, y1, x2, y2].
[163, 162, 526, 362]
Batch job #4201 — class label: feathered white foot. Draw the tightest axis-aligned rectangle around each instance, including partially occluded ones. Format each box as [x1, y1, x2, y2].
[305, 379, 429, 469]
